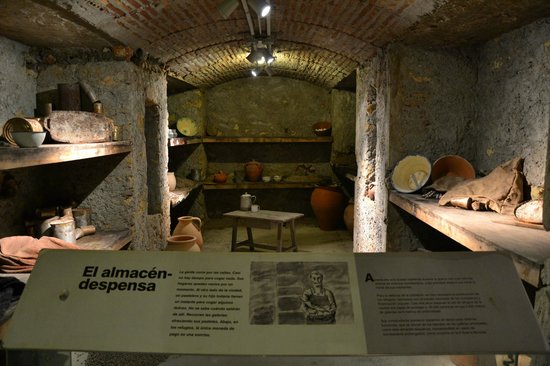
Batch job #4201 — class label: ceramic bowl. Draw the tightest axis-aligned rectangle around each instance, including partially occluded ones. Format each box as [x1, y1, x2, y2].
[11, 131, 46, 148]
[391, 155, 431, 193]
[312, 121, 332, 136]
[273, 175, 282, 182]
[431, 155, 475, 182]
[262, 176, 272, 182]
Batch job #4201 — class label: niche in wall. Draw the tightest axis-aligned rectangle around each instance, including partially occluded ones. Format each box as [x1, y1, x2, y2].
[145, 104, 162, 215]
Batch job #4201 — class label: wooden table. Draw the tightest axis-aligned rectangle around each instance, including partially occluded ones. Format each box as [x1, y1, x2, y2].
[223, 210, 304, 252]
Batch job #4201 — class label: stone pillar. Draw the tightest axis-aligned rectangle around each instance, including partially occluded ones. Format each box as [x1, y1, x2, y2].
[354, 57, 386, 253]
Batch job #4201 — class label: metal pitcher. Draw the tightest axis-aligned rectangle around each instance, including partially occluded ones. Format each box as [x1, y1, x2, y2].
[240, 192, 256, 211]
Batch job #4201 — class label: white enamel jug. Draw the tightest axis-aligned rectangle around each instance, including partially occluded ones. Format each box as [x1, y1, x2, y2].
[240, 192, 256, 211]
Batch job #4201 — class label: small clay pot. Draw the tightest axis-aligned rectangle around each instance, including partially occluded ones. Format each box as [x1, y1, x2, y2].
[244, 160, 263, 182]
[213, 170, 228, 183]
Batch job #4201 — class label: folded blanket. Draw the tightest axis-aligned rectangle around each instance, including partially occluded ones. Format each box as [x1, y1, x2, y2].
[438, 157, 524, 215]
[0, 236, 81, 273]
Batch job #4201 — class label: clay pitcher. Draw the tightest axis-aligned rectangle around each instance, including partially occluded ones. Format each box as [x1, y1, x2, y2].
[172, 216, 203, 247]
[166, 235, 200, 252]
[244, 160, 263, 182]
[310, 186, 346, 230]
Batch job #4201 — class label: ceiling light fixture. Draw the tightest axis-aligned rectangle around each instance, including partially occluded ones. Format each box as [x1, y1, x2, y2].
[247, 0, 271, 17]
[246, 40, 274, 65]
[217, 0, 240, 19]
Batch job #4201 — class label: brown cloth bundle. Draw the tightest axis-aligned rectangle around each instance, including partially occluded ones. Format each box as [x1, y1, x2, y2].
[438, 157, 524, 215]
[0, 236, 81, 273]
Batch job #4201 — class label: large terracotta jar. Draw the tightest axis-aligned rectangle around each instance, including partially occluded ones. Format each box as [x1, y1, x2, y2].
[166, 234, 200, 252]
[172, 216, 203, 247]
[310, 186, 346, 230]
[244, 160, 263, 182]
[343, 200, 354, 233]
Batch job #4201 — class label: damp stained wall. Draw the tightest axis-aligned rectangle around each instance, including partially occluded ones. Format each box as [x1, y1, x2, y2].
[356, 18, 549, 253]
[168, 77, 355, 219]
[0, 39, 169, 249]
[472, 18, 550, 187]
[36, 62, 169, 250]
[0, 36, 38, 236]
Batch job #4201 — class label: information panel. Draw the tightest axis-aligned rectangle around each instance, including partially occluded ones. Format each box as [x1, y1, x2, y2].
[3, 250, 548, 356]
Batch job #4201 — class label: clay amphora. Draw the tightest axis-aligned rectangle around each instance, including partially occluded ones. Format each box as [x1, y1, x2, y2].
[172, 216, 203, 247]
[166, 235, 200, 252]
[244, 160, 263, 182]
[343, 201, 354, 233]
[310, 186, 346, 230]
[168, 172, 176, 191]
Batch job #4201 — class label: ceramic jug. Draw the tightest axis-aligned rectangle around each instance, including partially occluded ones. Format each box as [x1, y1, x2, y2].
[244, 160, 263, 182]
[240, 192, 256, 211]
[172, 216, 203, 247]
[166, 234, 200, 252]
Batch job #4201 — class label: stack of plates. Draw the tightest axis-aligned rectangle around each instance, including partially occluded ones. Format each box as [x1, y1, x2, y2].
[2, 117, 44, 146]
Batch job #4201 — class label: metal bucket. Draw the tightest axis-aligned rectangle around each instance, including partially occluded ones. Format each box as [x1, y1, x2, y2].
[50, 217, 76, 243]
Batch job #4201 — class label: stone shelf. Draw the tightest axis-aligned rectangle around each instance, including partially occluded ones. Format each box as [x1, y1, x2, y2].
[169, 183, 202, 206]
[0, 141, 131, 170]
[390, 191, 550, 287]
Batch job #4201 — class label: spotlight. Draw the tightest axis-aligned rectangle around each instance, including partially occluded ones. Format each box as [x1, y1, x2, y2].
[251, 68, 260, 77]
[218, 0, 239, 19]
[247, 0, 271, 17]
[247, 47, 273, 64]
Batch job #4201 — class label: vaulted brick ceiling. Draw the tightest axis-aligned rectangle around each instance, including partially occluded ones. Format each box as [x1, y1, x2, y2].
[1, 0, 549, 90]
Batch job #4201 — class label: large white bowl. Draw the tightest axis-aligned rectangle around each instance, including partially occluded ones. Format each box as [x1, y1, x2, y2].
[11, 131, 46, 148]
[391, 155, 431, 193]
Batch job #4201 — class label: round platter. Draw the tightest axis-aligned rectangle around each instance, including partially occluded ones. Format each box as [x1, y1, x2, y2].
[176, 117, 198, 137]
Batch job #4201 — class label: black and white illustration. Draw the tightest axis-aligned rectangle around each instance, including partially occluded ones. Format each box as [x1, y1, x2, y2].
[249, 261, 353, 325]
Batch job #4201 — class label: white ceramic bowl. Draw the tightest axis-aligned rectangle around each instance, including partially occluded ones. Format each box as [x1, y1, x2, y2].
[11, 131, 46, 148]
[391, 155, 431, 193]
[262, 176, 271, 182]
[273, 175, 282, 182]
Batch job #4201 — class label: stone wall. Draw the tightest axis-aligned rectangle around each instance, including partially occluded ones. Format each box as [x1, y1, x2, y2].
[206, 77, 331, 137]
[382, 44, 478, 252]
[472, 18, 550, 188]
[168, 77, 355, 219]
[0, 37, 38, 236]
[36, 62, 168, 250]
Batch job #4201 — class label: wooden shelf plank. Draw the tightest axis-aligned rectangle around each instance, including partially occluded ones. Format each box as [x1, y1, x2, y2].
[168, 137, 202, 147]
[390, 191, 550, 287]
[202, 136, 332, 143]
[0, 141, 131, 170]
[75, 229, 132, 251]
[202, 181, 319, 190]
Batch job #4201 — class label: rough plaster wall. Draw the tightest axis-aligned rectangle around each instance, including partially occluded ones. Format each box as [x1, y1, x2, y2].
[473, 18, 550, 188]
[169, 78, 351, 220]
[168, 90, 208, 222]
[0, 36, 36, 125]
[387, 44, 478, 166]
[330, 89, 356, 167]
[206, 77, 331, 137]
[385, 44, 477, 252]
[168, 89, 205, 136]
[36, 62, 168, 250]
[0, 37, 38, 237]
